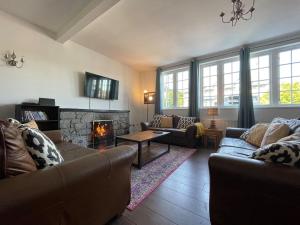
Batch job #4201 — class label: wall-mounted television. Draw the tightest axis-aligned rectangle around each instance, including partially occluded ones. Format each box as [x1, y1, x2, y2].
[84, 72, 119, 100]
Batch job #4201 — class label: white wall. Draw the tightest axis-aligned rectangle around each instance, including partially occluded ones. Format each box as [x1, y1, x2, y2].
[139, 70, 156, 122]
[0, 11, 142, 130]
[140, 70, 300, 130]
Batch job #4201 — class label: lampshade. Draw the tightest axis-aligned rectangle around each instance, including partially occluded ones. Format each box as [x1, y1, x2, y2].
[144, 92, 155, 104]
[207, 107, 219, 116]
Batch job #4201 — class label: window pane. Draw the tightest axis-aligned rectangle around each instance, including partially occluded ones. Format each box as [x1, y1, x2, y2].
[202, 65, 218, 107]
[280, 65, 291, 78]
[223, 60, 240, 106]
[292, 49, 300, 63]
[250, 54, 270, 105]
[259, 92, 270, 105]
[251, 69, 258, 82]
[259, 68, 269, 80]
[292, 91, 300, 104]
[259, 55, 269, 68]
[292, 63, 300, 76]
[251, 57, 258, 69]
[224, 63, 231, 73]
[211, 66, 217, 75]
[292, 77, 300, 90]
[280, 78, 291, 91]
[280, 51, 291, 65]
[280, 91, 291, 104]
[232, 61, 240, 72]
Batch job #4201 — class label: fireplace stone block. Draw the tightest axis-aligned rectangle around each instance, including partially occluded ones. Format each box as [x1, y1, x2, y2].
[60, 109, 130, 147]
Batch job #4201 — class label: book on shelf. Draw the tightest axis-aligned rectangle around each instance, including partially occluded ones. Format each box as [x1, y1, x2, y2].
[21, 111, 49, 122]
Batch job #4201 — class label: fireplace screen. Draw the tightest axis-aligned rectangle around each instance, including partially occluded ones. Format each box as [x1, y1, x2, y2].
[91, 120, 114, 148]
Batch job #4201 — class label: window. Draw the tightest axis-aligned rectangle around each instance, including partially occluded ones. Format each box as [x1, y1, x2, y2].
[224, 61, 240, 106]
[161, 68, 189, 109]
[250, 54, 270, 105]
[279, 48, 300, 104]
[176, 70, 189, 107]
[199, 43, 300, 108]
[162, 73, 174, 108]
[202, 65, 218, 107]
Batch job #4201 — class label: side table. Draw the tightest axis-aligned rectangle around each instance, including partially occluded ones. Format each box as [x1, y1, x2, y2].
[203, 129, 223, 149]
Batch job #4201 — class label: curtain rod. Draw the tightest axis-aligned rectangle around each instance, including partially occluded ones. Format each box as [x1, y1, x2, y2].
[159, 31, 300, 69]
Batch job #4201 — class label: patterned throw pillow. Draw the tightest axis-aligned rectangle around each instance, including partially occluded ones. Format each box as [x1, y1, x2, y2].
[240, 130, 250, 140]
[260, 123, 289, 147]
[271, 118, 300, 133]
[177, 116, 196, 129]
[251, 140, 300, 168]
[152, 115, 166, 128]
[22, 127, 64, 169]
[244, 123, 269, 147]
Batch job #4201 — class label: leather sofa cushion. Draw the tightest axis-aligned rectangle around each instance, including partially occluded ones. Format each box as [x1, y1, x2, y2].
[57, 142, 97, 161]
[148, 127, 186, 137]
[220, 137, 257, 151]
[218, 146, 255, 158]
[0, 121, 37, 178]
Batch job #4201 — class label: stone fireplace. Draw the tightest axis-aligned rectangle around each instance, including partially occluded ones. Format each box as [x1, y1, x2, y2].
[60, 108, 130, 147]
[90, 120, 114, 149]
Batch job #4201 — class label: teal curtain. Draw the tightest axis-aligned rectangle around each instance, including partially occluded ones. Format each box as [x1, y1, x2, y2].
[155, 68, 162, 114]
[238, 47, 255, 128]
[189, 59, 200, 117]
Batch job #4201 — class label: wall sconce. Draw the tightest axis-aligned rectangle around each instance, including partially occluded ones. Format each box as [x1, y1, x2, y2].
[4, 51, 24, 68]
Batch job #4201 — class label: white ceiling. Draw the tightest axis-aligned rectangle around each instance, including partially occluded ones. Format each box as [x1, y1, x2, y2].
[1, 0, 300, 72]
[0, 0, 94, 34]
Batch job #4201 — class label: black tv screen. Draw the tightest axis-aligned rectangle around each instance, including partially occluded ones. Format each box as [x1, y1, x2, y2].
[84, 72, 119, 100]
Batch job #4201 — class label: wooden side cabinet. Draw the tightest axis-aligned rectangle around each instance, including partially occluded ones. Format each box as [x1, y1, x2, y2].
[203, 129, 223, 149]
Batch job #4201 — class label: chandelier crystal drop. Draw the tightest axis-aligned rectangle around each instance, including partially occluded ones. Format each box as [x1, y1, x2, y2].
[220, 0, 255, 26]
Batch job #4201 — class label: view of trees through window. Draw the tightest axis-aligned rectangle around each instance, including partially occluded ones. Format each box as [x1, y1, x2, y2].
[279, 49, 300, 104]
[162, 69, 189, 109]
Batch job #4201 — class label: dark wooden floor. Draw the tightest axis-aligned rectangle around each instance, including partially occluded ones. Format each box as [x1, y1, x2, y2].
[109, 148, 214, 225]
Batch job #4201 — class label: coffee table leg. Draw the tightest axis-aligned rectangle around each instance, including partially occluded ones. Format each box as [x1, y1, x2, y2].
[115, 138, 118, 147]
[147, 140, 151, 147]
[138, 142, 142, 169]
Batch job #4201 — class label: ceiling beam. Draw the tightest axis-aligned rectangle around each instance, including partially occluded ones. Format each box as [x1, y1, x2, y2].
[56, 0, 120, 43]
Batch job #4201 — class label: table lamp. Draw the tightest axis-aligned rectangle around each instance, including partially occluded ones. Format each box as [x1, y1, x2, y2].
[207, 107, 219, 129]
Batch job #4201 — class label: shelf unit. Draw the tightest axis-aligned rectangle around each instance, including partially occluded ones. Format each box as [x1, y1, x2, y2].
[15, 104, 60, 131]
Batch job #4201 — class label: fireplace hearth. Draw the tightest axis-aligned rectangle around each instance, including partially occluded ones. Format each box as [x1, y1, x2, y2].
[91, 120, 114, 149]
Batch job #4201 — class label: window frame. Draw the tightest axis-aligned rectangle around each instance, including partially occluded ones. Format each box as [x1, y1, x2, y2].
[249, 51, 272, 107]
[161, 67, 190, 110]
[199, 56, 240, 109]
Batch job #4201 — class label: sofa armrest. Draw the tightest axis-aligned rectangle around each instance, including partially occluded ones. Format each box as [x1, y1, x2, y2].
[209, 153, 300, 225]
[141, 122, 151, 131]
[186, 125, 197, 138]
[42, 130, 63, 144]
[225, 127, 248, 138]
[0, 146, 136, 225]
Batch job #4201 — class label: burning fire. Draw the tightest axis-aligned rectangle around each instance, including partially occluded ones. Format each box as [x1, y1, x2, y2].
[95, 124, 107, 137]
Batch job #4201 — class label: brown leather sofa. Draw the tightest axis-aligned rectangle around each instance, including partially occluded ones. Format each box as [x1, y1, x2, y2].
[141, 116, 199, 148]
[209, 127, 300, 225]
[0, 130, 136, 225]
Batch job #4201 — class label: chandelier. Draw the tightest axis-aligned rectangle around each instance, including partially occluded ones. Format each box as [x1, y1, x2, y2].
[220, 0, 255, 26]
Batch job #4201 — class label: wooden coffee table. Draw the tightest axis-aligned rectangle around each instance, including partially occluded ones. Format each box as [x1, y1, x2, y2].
[115, 130, 171, 169]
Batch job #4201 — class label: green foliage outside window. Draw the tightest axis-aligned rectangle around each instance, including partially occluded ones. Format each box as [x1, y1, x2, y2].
[280, 82, 300, 104]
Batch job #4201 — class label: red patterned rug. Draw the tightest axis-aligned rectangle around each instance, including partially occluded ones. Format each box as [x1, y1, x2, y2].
[127, 144, 197, 210]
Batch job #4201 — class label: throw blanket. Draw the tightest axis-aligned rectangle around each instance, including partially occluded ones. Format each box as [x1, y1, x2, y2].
[195, 122, 205, 138]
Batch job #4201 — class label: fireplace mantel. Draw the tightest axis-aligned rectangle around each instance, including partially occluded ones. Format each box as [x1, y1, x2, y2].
[61, 108, 130, 113]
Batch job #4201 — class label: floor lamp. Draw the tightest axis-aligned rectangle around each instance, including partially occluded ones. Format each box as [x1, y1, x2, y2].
[144, 91, 155, 122]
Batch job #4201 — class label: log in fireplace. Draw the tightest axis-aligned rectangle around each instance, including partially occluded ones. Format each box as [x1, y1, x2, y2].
[91, 120, 114, 149]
